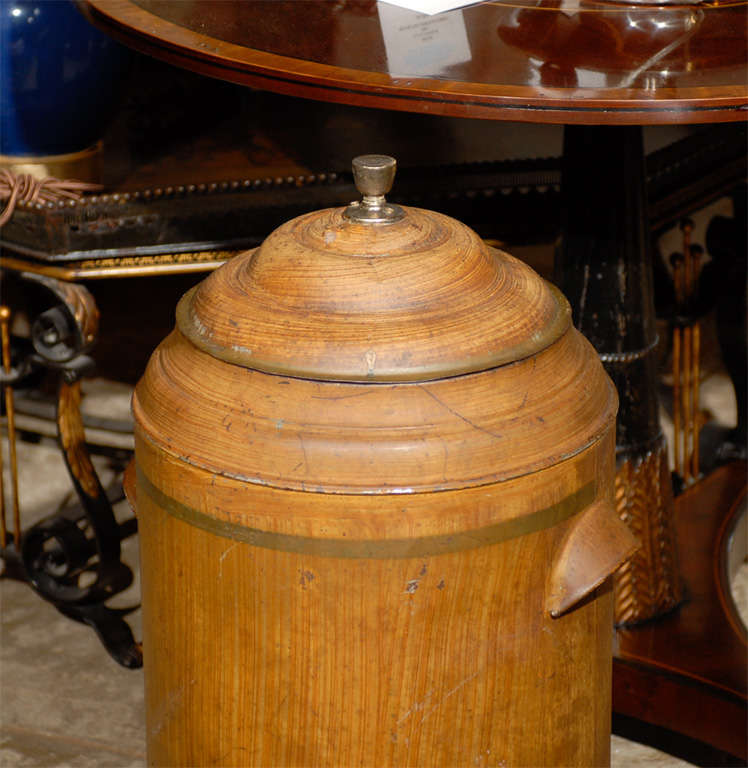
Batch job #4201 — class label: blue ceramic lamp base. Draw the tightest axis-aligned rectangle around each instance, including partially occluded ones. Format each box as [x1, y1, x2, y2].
[1, 0, 130, 183]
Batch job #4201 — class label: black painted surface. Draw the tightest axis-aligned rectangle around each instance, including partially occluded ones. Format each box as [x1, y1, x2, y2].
[557, 126, 661, 457]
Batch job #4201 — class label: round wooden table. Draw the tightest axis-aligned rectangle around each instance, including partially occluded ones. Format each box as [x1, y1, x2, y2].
[83, 0, 746, 124]
[82, 0, 748, 762]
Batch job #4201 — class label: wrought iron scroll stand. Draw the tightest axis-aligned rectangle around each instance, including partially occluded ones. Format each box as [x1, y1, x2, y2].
[0, 273, 142, 668]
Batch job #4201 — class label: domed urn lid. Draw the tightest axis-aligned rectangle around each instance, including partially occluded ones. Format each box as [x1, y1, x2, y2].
[176, 155, 570, 382]
[135, 155, 616, 494]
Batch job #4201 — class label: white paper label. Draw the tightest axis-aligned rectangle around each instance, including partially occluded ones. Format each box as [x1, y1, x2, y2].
[380, 0, 483, 15]
[379, 3, 472, 77]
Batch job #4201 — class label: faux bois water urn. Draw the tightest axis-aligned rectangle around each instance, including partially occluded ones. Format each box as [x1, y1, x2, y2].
[130, 155, 637, 767]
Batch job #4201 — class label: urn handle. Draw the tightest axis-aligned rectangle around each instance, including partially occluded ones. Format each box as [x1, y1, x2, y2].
[344, 155, 406, 224]
[123, 458, 137, 514]
[546, 498, 639, 617]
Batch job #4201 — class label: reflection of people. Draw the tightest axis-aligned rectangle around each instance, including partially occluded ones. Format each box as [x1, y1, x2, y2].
[699, 187, 747, 460]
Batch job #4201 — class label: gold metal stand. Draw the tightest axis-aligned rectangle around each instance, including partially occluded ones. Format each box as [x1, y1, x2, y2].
[0, 306, 20, 550]
[672, 219, 703, 487]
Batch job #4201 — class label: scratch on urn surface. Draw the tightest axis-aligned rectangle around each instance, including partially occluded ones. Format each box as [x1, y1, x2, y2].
[217, 542, 239, 579]
[148, 679, 197, 739]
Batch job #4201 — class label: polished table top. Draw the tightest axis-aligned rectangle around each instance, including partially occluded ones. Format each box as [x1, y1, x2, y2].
[83, 0, 748, 124]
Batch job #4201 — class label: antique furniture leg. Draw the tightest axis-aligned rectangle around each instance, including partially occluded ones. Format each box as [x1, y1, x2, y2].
[0, 274, 142, 668]
[613, 462, 747, 764]
[557, 125, 682, 625]
[0, 306, 21, 550]
[557, 126, 747, 764]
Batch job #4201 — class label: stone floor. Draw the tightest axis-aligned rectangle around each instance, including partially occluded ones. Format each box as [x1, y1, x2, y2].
[1, 376, 745, 767]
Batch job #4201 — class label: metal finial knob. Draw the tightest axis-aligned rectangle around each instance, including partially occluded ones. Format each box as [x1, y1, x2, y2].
[344, 154, 405, 223]
[352, 155, 396, 197]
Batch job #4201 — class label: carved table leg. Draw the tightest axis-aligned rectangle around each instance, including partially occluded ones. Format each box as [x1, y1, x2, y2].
[557, 125, 682, 625]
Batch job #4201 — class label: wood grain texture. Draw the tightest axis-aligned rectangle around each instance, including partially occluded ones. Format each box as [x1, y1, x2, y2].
[134, 342, 626, 765]
[132, 197, 612, 494]
[133, 429, 614, 546]
[178, 208, 569, 382]
[133, 326, 615, 494]
[137, 434, 622, 767]
[132, 185, 630, 765]
[81, 0, 748, 125]
[547, 498, 638, 618]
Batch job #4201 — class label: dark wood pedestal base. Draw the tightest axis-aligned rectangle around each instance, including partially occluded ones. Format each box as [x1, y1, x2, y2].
[613, 461, 747, 765]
